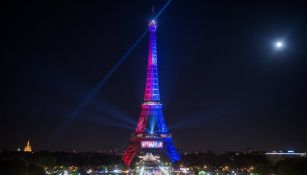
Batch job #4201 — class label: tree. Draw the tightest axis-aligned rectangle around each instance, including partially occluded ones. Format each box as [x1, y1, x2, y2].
[28, 163, 45, 175]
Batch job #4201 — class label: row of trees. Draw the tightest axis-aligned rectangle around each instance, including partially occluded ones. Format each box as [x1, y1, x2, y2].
[0, 151, 121, 175]
[0, 151, 306, 175]
[182, 152, 307, 175]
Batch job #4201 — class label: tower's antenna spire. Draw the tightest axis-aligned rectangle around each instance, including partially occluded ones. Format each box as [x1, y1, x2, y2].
[152, 6, 155, 18]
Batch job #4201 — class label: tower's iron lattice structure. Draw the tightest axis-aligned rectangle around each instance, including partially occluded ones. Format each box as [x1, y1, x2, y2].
[122, 20, 181, 167]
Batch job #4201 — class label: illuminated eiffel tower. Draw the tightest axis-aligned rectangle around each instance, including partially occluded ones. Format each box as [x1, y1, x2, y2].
[122, 19, 181, 167]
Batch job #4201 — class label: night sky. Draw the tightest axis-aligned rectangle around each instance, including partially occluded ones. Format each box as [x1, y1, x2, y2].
[1, 0, 307, 152]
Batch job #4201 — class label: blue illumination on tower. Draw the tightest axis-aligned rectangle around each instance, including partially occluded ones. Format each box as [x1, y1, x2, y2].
[122, 19, 181, 166]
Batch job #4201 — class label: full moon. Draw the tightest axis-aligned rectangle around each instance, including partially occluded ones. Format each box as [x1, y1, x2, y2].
[274, 40, 284, 49]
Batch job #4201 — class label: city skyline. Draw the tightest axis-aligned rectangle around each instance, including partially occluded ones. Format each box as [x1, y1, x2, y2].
[1, 0, 307, 152]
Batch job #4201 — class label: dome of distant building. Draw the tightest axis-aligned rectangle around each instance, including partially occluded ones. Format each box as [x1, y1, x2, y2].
[24, 140, 32, 152]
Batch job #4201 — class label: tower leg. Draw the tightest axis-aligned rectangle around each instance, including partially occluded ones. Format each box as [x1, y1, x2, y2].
[136, 110, 148, 133]
[164, 138, 181, 163]
[122, 141, 140, 167]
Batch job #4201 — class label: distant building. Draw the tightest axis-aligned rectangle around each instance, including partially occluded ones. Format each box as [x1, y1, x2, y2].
[246, 147, 253, 153]
[266, 150, 306, 157]
[24, 140, 32, 152]
[266, 150, 306, 163]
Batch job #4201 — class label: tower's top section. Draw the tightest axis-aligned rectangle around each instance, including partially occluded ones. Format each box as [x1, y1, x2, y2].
[148, 20, 157, 32]
[144, 19, 160, 101]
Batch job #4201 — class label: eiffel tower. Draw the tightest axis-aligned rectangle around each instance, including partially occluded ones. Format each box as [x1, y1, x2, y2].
[122, 19, 181, 167]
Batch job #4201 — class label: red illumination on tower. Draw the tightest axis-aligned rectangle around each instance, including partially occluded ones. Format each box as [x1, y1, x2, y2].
[122, 20, 180, 167]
